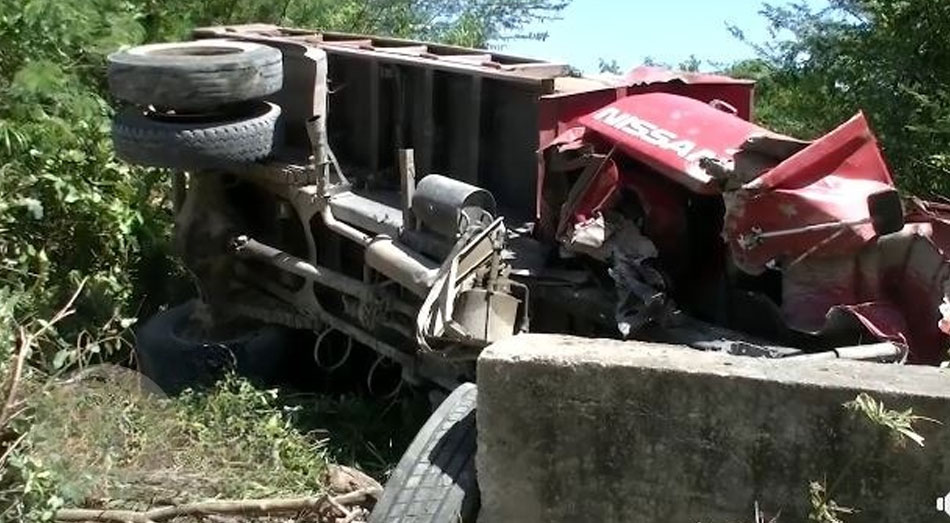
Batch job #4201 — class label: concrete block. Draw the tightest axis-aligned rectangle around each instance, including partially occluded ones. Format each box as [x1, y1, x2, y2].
[476, 334, 950, 523]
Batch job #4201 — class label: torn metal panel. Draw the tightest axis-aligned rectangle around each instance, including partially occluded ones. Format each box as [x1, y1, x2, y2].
[577, 92, 796, 194]
[609, 227, 669, 337]
[558, 210, 668, 338]
[781, 229, 950, 363]
[724, 113, 896, 274]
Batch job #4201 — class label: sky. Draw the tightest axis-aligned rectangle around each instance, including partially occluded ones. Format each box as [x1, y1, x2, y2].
[500, 0, 826, 73]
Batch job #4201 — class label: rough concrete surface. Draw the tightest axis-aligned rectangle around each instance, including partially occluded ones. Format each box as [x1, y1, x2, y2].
[476, 334, 950, 523]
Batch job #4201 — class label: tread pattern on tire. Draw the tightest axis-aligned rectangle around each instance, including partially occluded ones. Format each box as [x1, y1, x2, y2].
[108, 40, 283, 111]
[112, 102, 280, 170]
[370, 383, 479, 523]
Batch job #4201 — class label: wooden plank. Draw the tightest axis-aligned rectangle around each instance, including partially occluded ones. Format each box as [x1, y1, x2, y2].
[319, 31, 547, 63]
[323, 38, 373, 48]
[194, 26, 562, 91]
[440, 54, 493, 64]
[197, 25, 560, 66]
[448, 75, 482, 185]
[410, 68, 434, 179]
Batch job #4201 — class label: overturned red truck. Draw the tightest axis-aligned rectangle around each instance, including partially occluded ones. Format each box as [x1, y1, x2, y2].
[107, 25, 950, 523]
[107, 26, 950, 396]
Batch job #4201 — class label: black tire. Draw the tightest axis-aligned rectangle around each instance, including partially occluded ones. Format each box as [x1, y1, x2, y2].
[370, 383, 479, 523]
[108, 39, 283, 111]
[113, 101, 280, 169]
[134, 300, 293, 394]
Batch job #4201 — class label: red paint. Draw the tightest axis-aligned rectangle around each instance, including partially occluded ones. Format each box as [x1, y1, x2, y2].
[540, 79, 950, 363]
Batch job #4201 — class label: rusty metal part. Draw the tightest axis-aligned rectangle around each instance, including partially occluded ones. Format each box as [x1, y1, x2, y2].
[313, 328, 353, 372]
[400, 228, 453, 260]
[232, 235, 373, 300]
[232, 299, 456, 387]
[366, 355, 404, 399]
[417, 218, 511, 349]
[412, 175, 497, 238]
[328, 192, 403, 238]
[321, 205, 372, 246]
[365, 236, 439, 297]
[452, 289, 519, 343]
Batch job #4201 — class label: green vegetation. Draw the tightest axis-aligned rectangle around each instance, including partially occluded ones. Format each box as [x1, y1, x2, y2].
[727, 0, 950, 196]
[844, 391, 938, 448]
[5, 372, 328, 521]
[802, 393, 937, 523]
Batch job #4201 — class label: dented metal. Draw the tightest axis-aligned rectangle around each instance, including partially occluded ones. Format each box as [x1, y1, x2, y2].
[549, 89, 950, 363]
[157, 24, 950, 393]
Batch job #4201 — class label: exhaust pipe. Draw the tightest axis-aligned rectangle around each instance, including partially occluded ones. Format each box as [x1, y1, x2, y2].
[365, 236, 438, 297]
[792, 342, 905, 363]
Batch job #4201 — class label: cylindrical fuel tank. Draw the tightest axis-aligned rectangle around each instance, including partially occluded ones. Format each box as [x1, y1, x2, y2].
[412, 175, 496, 239]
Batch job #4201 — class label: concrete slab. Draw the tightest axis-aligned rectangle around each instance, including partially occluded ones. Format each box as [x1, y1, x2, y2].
[476, 334, 950, 523]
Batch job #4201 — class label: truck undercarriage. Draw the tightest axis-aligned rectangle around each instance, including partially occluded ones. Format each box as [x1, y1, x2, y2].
[109, 24, 950, 392]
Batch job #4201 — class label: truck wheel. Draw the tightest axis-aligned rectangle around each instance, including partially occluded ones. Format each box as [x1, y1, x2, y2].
[113, 101, 280, 170]
[134, 300, 293, 394]
[108, 39, 283, 111]
[369, 383, 479, 523]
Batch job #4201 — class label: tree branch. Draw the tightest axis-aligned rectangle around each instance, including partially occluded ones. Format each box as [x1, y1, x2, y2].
[55, 488, 381, 522]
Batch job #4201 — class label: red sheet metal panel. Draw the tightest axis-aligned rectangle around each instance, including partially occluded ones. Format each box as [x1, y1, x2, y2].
[577, 92, 769, 194]
[726, 113, 895, 273]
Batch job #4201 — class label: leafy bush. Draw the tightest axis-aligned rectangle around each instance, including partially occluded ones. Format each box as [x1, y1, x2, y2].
[0, 0, 174, 370]
[728, 1, 950, 197]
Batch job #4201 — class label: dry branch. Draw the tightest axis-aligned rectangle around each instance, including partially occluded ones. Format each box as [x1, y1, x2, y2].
[0, 279, 87, 430]
[0, 328, 30, 429]
[55, 487, 381, 522]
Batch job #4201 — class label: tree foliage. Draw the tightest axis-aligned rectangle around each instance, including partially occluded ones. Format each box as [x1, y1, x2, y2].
[138, 0, 566, 48]
[728, 0, 950, 196]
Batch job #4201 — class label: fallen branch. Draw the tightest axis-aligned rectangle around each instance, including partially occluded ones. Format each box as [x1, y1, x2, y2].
[337, 507, 367, 523]
[55, 487, 381, 522]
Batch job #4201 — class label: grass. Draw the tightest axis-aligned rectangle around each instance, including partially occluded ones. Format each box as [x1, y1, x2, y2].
[0, 280, 430, 522]
[2, 369, 331, 521]
[0, 361, 430, 522]
[843, 392, 939, 448]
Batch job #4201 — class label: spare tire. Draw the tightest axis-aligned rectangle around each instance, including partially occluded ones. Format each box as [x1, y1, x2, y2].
[108, 39, 283, 111]
[369, 383, 479, 523]
[113, 101, 280, 169]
